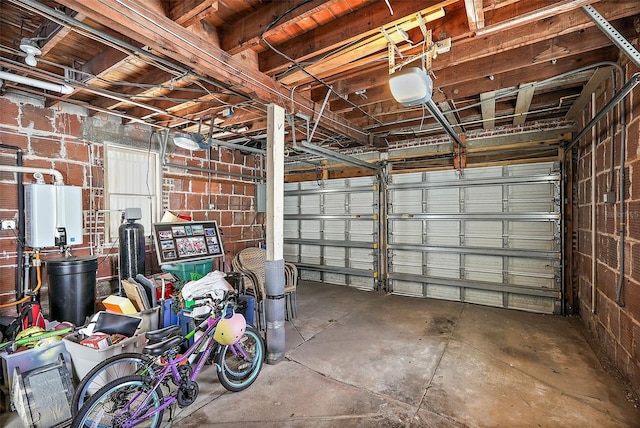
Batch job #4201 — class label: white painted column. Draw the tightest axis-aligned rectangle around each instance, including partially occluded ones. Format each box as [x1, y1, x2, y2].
[264, 104, 286, 364]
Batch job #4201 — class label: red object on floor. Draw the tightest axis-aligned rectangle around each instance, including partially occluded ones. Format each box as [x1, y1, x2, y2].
[156, 282, 174, 300]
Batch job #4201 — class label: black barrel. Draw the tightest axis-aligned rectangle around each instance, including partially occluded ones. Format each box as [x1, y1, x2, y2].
[46, 256, 98, 326]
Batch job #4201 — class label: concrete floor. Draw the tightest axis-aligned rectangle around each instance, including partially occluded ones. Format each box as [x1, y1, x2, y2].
[2, 280, 639, 427]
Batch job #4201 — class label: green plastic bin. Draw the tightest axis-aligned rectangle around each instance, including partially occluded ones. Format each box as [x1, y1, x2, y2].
[161, 259, 213, 281]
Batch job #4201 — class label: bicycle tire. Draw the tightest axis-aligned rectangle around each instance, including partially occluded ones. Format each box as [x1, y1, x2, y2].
[71, 352, 156, 412]
[215, 324, 264, 392]
[71, 374, 164, 428]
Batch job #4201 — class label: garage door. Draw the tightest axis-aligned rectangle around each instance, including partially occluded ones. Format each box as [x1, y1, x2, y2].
[284, 176, 379, 290]
[386, 162, 562, 314]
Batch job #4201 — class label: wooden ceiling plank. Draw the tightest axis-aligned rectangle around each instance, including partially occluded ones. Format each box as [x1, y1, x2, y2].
[513, 84, 536, 126]
[220, 0, 337, 54]
[413, 1, 637, 74]
[480, 91, 496, 129]
[56, 0, 369, 145]
[475, 0, 600, 36]
[259, 0, 457, 76]
[170, 0, 219, 27]
[565, 66, 613, 120]
[464, 0, 485, 31]
[310, 2, 639, 103]
[319, 21, 624, 106]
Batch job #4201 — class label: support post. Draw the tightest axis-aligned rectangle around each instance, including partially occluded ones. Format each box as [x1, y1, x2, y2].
[265, 104, 286, 364]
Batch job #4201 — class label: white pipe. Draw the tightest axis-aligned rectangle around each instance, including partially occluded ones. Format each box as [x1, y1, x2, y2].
[0, 70, 73, 95]
[0, 165, 64, 185]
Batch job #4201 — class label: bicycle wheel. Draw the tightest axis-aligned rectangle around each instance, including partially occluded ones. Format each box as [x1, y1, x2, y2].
[71, 375, 164, 428]
[215, 324, 264, 392]
[72, 352, 156, 412]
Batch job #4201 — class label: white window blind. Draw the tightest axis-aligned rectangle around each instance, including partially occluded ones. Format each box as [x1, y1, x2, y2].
[104, 144, 161, 241]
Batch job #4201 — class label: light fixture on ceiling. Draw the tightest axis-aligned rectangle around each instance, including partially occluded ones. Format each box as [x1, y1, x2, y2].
[389, 67, 433, 106]
[0, 70, 73, 94]
[19, 38, 42, 67]
[172, 132, 209, 150]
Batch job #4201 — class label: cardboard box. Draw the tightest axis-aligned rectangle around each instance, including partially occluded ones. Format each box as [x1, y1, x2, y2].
[102, 295, 138, 314]
[80, 333, 112, 350]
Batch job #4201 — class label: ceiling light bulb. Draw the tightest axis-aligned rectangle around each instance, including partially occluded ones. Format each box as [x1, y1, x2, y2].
[19, 38, 42, 67]
[172, 132, 208, 150]
[24, 54, 38, 67]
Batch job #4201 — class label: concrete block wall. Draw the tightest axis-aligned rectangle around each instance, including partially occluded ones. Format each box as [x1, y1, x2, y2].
[0, 92, 263, 317]
[575, 61, 640, 397]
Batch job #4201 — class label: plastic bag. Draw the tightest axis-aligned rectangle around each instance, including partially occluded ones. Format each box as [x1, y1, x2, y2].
[181, 270, 233, 301]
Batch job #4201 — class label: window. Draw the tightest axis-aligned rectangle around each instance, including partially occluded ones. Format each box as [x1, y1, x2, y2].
[104, 144, 161, 241]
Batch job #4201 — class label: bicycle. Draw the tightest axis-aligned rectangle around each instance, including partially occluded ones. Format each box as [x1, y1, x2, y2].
[71, 290, 264, 427]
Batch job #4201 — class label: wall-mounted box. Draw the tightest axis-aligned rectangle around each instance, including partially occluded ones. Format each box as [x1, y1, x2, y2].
[256, 183, 266, 213]
[24, 184, 83, 248]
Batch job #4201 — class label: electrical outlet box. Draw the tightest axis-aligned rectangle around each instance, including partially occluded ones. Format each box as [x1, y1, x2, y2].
[604, 191, 616, 204]
[256, 183, 266, 213]
[1, 219, 16, 230]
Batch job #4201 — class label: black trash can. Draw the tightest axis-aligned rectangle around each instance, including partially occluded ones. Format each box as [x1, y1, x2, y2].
[47, 256, 98, 326]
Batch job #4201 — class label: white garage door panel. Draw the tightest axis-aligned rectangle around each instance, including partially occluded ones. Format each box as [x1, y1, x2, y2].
[425, 252, 460, 278]
[300, 194, 320, 213]
[390, 220, 422, 245]
[300, 245, 321, 264]
[508, 222, 557, 250]
[465, 186, 503, 212]
[426, 188, 459, 212]
[508, 294, 556, 313]
[391, 250, 423, 274]
[349, 248, 374, 269]
[426, 221, 460, 245]
[465, 288, 503, 307]
[426, 283, 460, 300]
[464, 255, 503, 282]
[351, 192, 375, 214]
[300, 220, 321, 239]
[284, 177, 378, 291]
[464, 221, 503, 247]
[323, 220, 347, 240]
[393, 189, 423, 211]
[508, 258, 557, 288]
[387, 162, 562, 314]
[324, 194, 347, 214]
[349, 221, 374, 242]
[324, 246, 346, 266]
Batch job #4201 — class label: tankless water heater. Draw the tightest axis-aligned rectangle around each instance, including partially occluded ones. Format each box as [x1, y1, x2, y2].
[24, 184, 83, 248]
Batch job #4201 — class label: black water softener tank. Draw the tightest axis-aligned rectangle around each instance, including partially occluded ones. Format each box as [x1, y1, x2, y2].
[119, 208, 145, 282]
[47, 256, 98, 326]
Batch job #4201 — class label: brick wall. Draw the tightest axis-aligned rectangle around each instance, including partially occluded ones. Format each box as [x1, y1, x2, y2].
[0, 92, 263, 318]
[574, 61, 640, 396]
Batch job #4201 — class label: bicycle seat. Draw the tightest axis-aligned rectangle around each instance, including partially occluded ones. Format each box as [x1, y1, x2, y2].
[142, 335, 184, 356]
[145, 325, 181, 343]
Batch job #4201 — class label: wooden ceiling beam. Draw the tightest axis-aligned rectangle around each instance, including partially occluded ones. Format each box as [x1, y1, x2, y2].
[565, 66, 613, 120]
[308, 0, 639, 101]
[480, 91, 496, 129]
[346, 48, 617, 132]
[169, 0, 219, 27]
[258, 0, 456, 76]
[220, 0, 338, 55]
[55, 0, 369, 145]
[513, 84, 536, 126]
[464, 0, 485, 31]
[318, 20, 626, 107]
